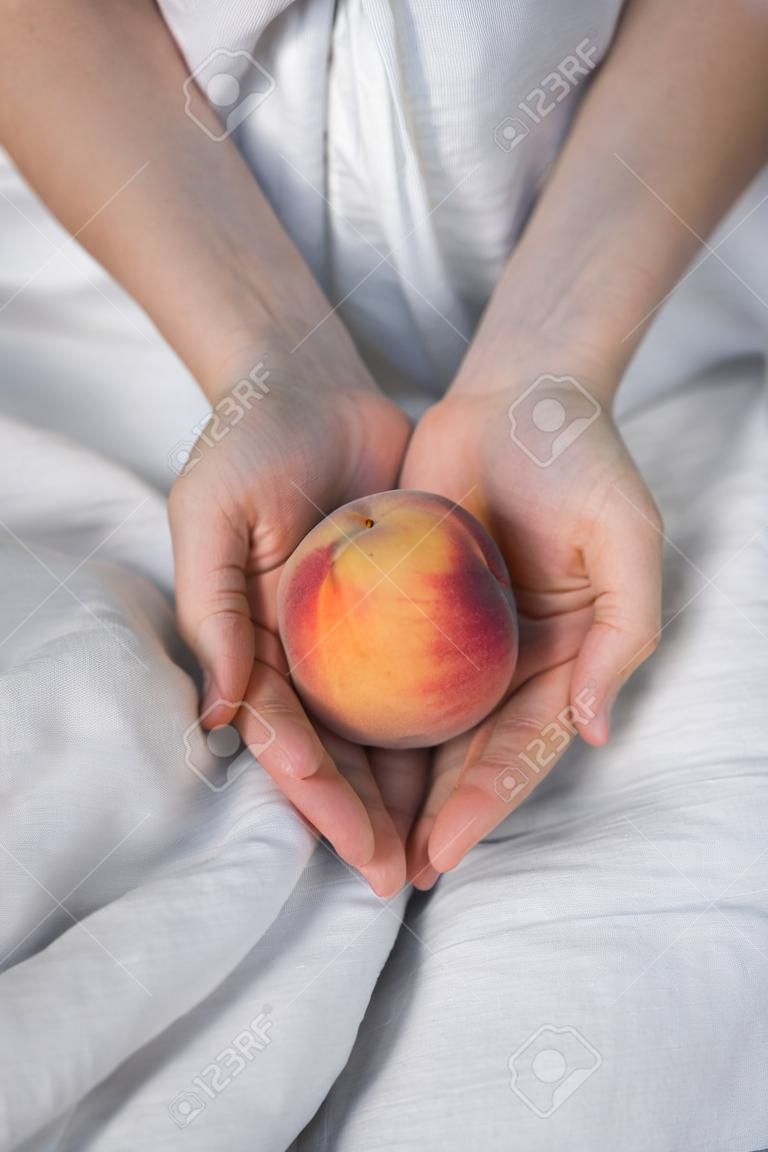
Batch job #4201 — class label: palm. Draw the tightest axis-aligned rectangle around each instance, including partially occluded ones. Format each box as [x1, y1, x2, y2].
[171, 380, 425, 897]
[400, 390, 661, 884]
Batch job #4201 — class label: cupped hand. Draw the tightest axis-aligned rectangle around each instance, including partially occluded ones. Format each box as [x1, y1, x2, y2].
[400, 371, 663, 886]
[169, 341, 427, 895]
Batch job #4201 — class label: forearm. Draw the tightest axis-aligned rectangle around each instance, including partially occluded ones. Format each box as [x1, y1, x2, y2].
[454, 0, 768, 400]
[0, 0, 361, 402]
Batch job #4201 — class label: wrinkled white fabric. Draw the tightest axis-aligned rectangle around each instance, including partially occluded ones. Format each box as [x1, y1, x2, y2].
[0, 0, 767, 1149]
[0, 420, 406, 1151]
[164, 0, 632, 409]
[1, 363, 767, 1152]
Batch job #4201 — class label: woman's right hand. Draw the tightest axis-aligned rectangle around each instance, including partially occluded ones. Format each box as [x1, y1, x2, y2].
[169, 339, 424, 896]
[0, 0, 431, 894]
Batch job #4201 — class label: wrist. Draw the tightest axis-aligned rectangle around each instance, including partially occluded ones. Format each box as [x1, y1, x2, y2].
[196, 296, 382, 409]
[450, 176, 691, 408]
[198, 308, 391, 421]
[449, 318, 621, 412]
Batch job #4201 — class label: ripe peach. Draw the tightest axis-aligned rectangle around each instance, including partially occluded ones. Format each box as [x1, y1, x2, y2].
[277, 490, 517, 749]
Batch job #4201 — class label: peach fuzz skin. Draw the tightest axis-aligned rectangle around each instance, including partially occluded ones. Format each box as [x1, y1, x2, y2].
[277, 490, 518, 749]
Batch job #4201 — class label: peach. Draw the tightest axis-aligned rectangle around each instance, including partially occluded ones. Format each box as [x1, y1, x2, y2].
[277, 490, 518, 749]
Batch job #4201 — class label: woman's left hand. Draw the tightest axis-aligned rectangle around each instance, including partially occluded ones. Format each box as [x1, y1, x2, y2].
[400, 365, 663, 887]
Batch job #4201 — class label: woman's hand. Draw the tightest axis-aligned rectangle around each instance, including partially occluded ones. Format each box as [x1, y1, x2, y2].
[169, 340, 426, 896]
[400, 364, 662, 886]
[393, 0, 768, 885]
[0, 0, 430, 895]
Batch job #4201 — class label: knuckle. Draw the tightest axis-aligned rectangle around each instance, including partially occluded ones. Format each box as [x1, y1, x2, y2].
[178, 605, 250, 653]
[203, 588, 251, 618]
[246, 697, 299, 723]
[494, 715, 549, 741]
[475, 717, 551, 772]
[179, 565, 249, 618]
[476, 748, 524, 776]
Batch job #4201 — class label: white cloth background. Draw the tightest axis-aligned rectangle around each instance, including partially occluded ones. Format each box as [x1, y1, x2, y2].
[0, 0, 767, 1149]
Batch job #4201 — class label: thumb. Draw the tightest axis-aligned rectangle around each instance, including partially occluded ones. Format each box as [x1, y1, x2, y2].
[169, 483, 254, 727]
[573, 487, 663, 745]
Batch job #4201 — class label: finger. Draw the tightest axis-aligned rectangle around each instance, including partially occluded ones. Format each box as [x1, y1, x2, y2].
[572, 492, 663, 746]
[407, 727, 483, 889]
[320, 729, 407, 898]
[238, 663, 375, 870]
[428, 660, 574, 873]
[511, 604, 593, 692]
[169, 483, 253, 727]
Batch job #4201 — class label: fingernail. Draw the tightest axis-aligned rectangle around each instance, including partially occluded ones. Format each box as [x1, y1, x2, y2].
[269, 722, 322, 780]
[363, 864, 404, 899]
[340, 828, 376, 871]
[412, 864, 439, 891]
